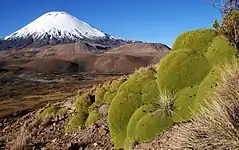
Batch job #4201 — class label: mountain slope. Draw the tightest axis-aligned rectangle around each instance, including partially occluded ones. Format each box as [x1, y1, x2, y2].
[106, 43, 170, 54]
[4, 11, 108, 41]
[0, 11, 126, 50]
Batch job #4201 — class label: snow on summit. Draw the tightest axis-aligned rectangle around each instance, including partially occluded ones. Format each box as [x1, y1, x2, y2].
[4, 11, 107, 40]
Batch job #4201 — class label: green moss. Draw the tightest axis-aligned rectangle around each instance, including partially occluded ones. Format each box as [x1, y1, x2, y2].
[194, 68, 221, 112]
[127, 104, 156, 140]
[104, 78, 126, 104]
[40, 105, 59, 118]
[65, 112, 88, 133]
[124, 137, 134, 150]
[172, 29, 217, 53]
[172, 85, 199, 122]
[57, 108, 66, 115]
[95, 86, 107, 105]
[75, 94, 92, 113]
[88, 78, 126, 112]
[157, 49, 211, 93]
[206, 35, 237, 66]
[108, 69, 158, 149]
[85, 110, 101, 127]
[108, 92, 142, 149]
[133, 110, 173, 142]
[117, 69, 159, 105]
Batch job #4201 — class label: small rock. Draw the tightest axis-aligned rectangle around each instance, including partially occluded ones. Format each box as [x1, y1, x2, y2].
[52, 138, 56, 143]
[99, 129, 107, 135]
[67, 142, 72, 148]
[99, 105, 109, 116]
[93, 143, 98, 147]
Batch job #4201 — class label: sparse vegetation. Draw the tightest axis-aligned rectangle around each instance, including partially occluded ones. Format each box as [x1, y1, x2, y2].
[65, 112, 88, 132]
[85, 110, 101, 127]
[210, 0, 239, 57]
[75, 93, 93, 113]
[40, 104, 59, 118]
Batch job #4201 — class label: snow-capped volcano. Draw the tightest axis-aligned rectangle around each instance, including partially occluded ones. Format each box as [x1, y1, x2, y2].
[5, 11, 108, 41]
[0, 11, 132, 51]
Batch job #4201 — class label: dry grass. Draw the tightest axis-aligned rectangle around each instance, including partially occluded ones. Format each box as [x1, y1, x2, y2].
[10, 126, 30, 150]
[170, 60, 239, 150]
[9, 115, 51, 150]
[154, 91, 176, 117]
[134, 64, 157, 73]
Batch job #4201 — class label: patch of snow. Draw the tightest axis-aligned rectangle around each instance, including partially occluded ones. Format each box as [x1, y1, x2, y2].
[5, 11, 107, 40]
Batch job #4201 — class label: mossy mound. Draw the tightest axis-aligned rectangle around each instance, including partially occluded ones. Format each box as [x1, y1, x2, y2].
[85, 110, 101, 127]
[57, 108, 66, 115]
[117, 69, 158, 104]
[75, 94, 93, 113]
[172, 85, 199, 122]
[108, 69, 158, 149]
[172, 29, 217, 53]
[104, 78, 127, 104]
[206, 35, 237, 66]
[108, 92, 142, 149]
[133, 110, 173, 142]
[65, 112, 88, 132]
[194, 68, 222, 111]
[40, 105, 59, 118]
[89, 78, 126, 112]
[94, 84, 107, 105]
[157, 49, 211, 93]
[126, 104, 156, 141]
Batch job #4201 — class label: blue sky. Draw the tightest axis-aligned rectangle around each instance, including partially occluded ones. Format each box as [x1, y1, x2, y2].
[0, 0, 221, 47]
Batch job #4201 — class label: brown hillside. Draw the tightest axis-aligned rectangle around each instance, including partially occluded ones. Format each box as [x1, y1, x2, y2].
[106, 43, 170, 54]
[21, 59, 79, 73]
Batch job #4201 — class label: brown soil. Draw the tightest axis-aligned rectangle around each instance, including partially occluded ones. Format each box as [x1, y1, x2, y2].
[0, 71, 120, 117]
[0, 52, 168, 74]
[0, 99, 113, 150]
[22, 58, 79, 73]
[134, 123, 191, 150]
[106, 43, 170, 54]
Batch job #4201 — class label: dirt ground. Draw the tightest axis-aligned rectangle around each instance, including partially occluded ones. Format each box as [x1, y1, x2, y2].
[0, 71, 121, 117]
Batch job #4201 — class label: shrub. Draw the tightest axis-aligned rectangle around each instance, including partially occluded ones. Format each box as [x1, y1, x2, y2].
[85, 110, 101, 127]
[133, 110, 173, 142]
[104, 78, 126, 104]
[89, 78, 126, 112]
[157, 48, 211, 93]
[206, 35, 237, 66]
[57, 108, 66, 115]
[172, 29, 217, 53]
[75, 94, 92, 113]
[108, 69, 158, 149]
[94, 85, 107, 105]
[213, 9, 239, 50]
[125, 91, 175, 148]
[108, 92, 142, 149]
[170, 61, 239, 149]
[126, 104, 156, 140]
[40, 105, 59, 118]
[194, 68, 222, 111]
[65, 112, 88, 133]
[172, 85, 199, 122]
